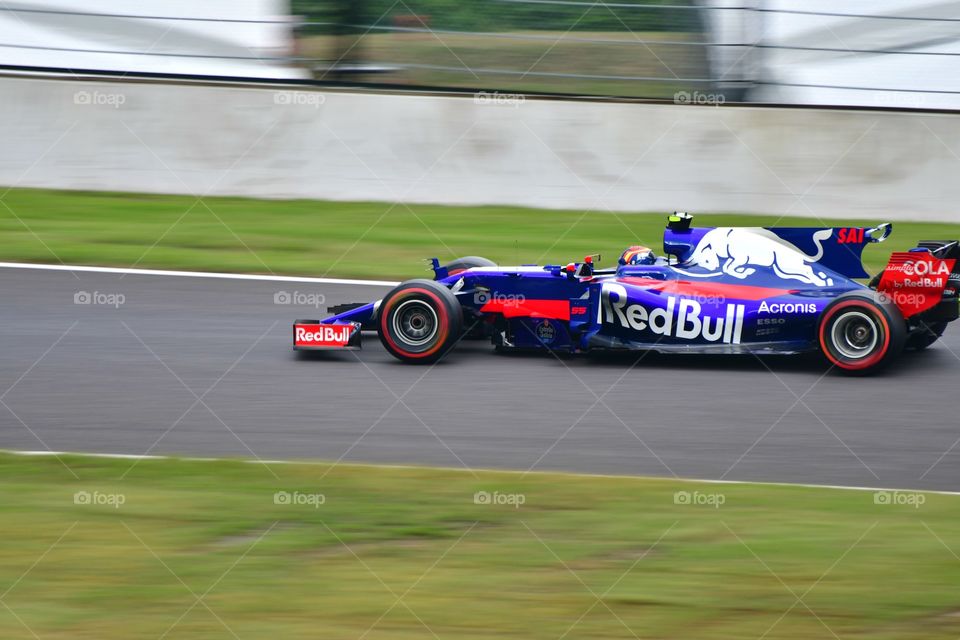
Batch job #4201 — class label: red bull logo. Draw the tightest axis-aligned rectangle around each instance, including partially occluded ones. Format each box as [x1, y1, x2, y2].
[294, 323, 354, 347]
[601, 283, 745, 344]
[678, 227, 835, 286]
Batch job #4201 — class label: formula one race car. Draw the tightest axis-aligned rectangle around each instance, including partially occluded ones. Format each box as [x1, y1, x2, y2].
[293, 213, 960, 374]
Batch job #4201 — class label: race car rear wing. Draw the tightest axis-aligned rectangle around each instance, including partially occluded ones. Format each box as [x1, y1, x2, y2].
[877, 248, 958, 318]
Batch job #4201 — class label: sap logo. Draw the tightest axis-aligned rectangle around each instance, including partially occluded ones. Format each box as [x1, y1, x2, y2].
[758, 301, 818, 314]
[680, 228, 834, 287]
[601, 283, 744, 344]
[837, 227, 866, 244]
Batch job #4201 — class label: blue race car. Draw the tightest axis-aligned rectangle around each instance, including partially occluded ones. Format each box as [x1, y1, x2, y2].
[293, 213, 960, 374]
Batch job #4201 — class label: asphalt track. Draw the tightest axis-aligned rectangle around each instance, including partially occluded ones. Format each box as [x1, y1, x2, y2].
[1, 265, 958, 491]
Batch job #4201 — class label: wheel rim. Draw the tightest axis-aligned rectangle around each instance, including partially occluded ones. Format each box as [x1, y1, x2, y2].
[831, 311, 879, 360]
[392, 299, 439, 347]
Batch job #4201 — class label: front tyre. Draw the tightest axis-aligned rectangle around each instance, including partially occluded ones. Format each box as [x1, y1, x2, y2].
[818, 292, 906, 374]
[378, 279, 462, 364]
[442, 256, 496, 276]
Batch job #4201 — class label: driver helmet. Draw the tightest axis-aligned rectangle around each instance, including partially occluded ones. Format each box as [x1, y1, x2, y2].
[619, 245, 656, 266]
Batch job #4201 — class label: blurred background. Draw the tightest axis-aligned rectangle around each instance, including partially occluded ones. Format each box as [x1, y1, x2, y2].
[2, 0, 960, 106]
[4, 0, 960, 219]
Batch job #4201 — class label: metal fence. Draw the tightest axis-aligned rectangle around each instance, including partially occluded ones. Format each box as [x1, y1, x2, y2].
[294, 0, 723, 99]
[3, 1, 960, 105]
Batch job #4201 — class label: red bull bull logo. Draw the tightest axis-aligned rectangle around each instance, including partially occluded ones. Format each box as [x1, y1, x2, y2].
[601, 283, 745, 344]
[678, 227, 835, 287]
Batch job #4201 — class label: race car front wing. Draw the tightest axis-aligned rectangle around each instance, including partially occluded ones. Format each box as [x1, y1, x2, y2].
[293, 321, 362, 350]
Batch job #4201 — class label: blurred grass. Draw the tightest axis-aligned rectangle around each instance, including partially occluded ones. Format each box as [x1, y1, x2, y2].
[1, 188, 959, 280]
[1, 452, 959, 639]
[291, 0, 701, 33]
[300, 31, 706, 98]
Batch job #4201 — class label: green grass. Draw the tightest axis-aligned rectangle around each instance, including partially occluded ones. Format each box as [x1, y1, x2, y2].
[2, 188, 959, 280]
[300, 31, 707, 98]
[1, 452, 959, 639]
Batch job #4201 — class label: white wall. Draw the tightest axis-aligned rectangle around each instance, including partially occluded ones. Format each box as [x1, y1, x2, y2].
[0, 0, 304, 80]
[2, 75, 960, 222]
[700, 0, 960, 109]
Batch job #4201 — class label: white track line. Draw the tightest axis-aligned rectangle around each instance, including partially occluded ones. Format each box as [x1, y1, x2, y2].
[3, 262, 956, 497]
[6, 449, 959, 496]
[0, 262, 398, 287]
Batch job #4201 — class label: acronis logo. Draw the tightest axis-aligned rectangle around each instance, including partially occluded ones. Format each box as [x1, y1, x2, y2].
[601, 283, 745, 344]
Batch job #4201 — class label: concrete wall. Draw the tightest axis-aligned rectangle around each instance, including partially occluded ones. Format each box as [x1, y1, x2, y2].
[2, 75, 960, 222]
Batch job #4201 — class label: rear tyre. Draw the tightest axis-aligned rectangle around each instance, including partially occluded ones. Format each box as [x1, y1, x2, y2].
[378, 279, 462, 364]
[818, 292, 906, 374]
[908, 321, 947, 350]
[443, 256, 496, 276]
